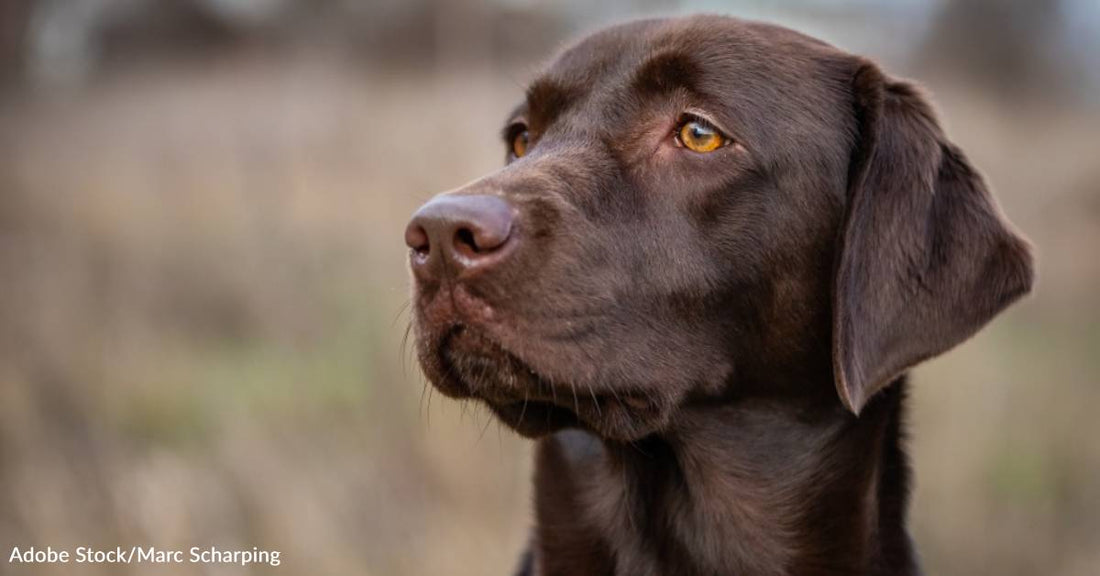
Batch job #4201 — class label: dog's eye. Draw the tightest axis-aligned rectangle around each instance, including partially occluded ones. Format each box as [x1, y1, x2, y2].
[511, 129, 530, 158]
[676, 118, 728, 153]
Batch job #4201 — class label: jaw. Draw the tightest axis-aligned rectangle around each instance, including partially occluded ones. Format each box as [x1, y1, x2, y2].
[487, 393, 674, 441]
[416, 322, 676, 441]
[486, 399, 582, 438]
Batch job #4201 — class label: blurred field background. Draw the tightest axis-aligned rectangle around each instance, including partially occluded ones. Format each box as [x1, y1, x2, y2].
[0, 1, 1097, 575]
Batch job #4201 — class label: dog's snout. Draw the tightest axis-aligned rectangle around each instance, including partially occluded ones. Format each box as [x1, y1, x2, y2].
[405, 194, 515, 278]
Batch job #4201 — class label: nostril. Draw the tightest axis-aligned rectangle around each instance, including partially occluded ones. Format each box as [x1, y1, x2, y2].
[455, 227, 479, 253]
[404, 223, 430, 257]
[453, 218, 511, 257]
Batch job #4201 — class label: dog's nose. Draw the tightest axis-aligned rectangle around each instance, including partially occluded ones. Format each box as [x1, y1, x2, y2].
[405, 194, 515, 278]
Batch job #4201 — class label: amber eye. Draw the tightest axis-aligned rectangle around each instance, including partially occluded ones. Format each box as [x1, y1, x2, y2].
[677, 119, 727, 153]
[511, 129, 529, 158]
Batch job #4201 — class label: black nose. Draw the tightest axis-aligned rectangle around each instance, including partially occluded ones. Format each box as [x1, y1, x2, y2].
[405, 194, 515, 278]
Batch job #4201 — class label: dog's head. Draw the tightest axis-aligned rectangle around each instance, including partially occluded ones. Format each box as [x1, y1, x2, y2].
[405, 16, 1033, 441]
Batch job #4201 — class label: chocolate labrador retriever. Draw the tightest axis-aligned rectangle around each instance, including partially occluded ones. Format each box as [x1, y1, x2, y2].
[404, 15, 1034, 576]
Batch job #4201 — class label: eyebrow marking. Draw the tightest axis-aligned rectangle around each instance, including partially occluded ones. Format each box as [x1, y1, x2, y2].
[631, 51, 701, 96]
[525, 78, 581, 128]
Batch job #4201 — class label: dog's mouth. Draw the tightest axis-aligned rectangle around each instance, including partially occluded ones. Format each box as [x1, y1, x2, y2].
[431, 324, 671, 440]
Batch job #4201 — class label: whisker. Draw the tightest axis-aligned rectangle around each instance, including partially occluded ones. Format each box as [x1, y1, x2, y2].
[401, 322, 414, 382]
[419, 379, 429, 419]
[432, 353, 462, 428]
[604, 382, 625, 409]
[586, 383, 602, 417]
[518, 389, 529, 429]
[425, 384, 434, 428]
[391, 299, 411, 328]
[476, 405, 494, 444]
[566, 328, 615, 420]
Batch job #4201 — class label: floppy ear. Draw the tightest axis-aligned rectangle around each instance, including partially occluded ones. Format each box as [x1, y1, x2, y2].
[832, 61, 1035, 414]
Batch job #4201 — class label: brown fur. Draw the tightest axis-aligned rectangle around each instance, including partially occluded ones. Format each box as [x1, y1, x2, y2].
[406, 15, 1034, 576]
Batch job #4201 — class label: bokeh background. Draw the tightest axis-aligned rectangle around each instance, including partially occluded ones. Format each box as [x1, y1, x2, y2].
[0, 1, 1097, 575]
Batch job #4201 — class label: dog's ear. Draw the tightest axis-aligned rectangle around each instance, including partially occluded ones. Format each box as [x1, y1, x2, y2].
[832, 61, 1035, 414]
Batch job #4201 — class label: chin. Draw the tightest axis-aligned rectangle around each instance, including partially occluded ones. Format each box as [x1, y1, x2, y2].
[415, 322, 673, 442]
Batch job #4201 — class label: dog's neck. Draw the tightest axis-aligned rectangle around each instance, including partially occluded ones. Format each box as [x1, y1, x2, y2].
[540, 381, 917, 576]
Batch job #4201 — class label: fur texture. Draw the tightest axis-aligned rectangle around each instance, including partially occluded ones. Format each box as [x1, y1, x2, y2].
[407, 15, 1034, 576]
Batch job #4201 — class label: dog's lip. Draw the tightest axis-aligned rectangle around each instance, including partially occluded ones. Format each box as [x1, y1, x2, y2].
[437, 324, 664, 417]
[438, 323, 555, 404]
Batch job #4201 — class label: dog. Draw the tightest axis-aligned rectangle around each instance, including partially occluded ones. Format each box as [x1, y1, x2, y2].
[404, 15, 1034, 576]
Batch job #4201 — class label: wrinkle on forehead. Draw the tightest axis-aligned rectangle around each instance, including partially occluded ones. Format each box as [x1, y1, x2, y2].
[631, 51, 702, 97]
[523, 78, 581, 130]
